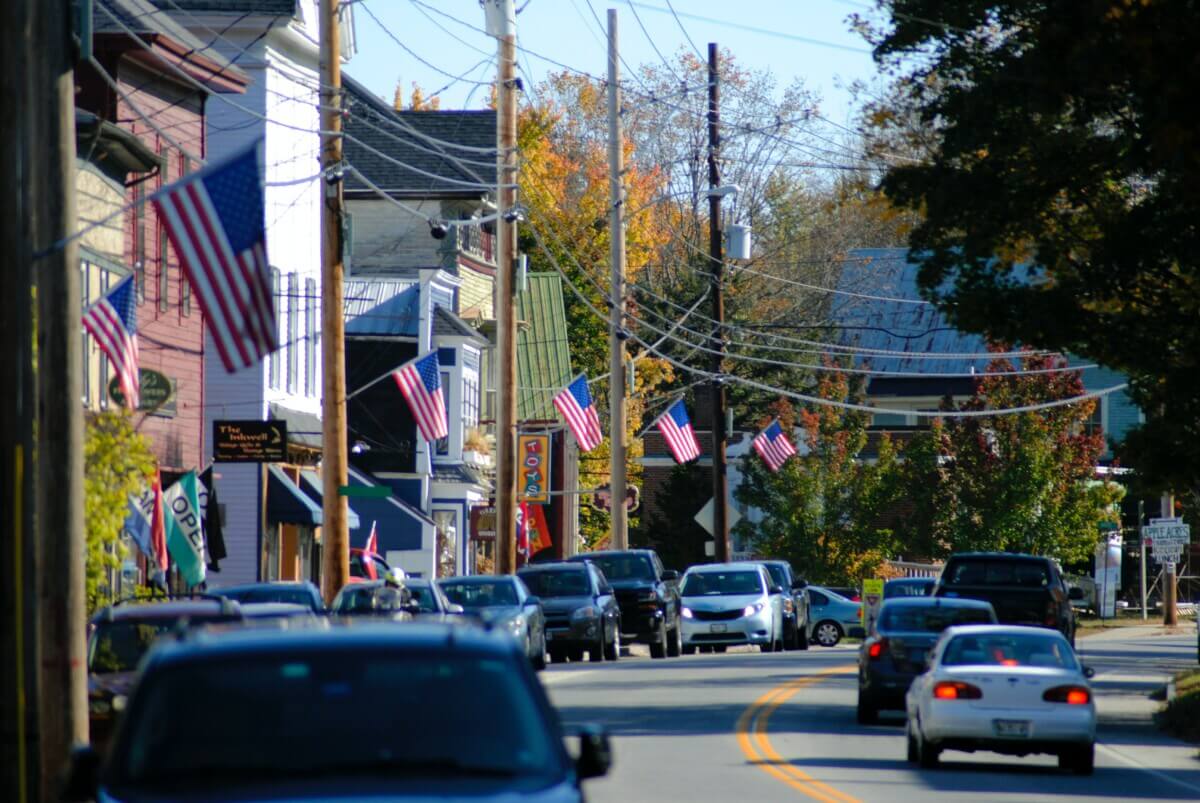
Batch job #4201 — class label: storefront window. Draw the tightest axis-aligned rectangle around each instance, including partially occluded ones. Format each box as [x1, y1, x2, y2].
[433, 510, 457, 578]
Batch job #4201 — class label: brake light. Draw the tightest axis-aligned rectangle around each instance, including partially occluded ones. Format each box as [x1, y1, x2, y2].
[1043, 685, 1091, 705]
[933, 681, 982, 700]
[867, 638, 888, 660]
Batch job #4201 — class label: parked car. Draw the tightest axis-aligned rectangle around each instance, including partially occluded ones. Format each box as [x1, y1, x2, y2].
[237, 603, 321, 623]
[567, 549, 682, 659]
[806, 586, 864, 647]
[63, 624, 611, 802]
[905, 624, 1096, 774]
[519, 561, 621, 663]
[883, 577, 936, 599]
[827, 586, 862, 602]
[210, 581, 326, 613]
[329, 579, 415, 619]
[679, 562, 784, 654]
[759, 560, 810, 651]
[933, 552, 1081, 645]
[87, 598, 243, 750]
[437, 576, 547, 670]
[856, 597, 997, 723]
[404, 578, 465, 619]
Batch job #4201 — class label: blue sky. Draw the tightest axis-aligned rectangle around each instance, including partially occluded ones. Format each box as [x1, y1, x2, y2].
[348, 1, 884, 126]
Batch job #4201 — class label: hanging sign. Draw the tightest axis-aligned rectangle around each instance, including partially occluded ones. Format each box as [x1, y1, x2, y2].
[517, 433, 551, 504]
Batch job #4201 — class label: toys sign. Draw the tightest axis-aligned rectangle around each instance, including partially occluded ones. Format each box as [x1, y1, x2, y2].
[517, 433, 551, 504]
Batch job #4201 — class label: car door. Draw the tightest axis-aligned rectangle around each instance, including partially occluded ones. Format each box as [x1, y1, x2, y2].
[592, 566, 619, 640]
[515, 577, 543, 651]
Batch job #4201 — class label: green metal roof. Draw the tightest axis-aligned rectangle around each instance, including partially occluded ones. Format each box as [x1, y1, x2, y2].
[516, 273, 573, 421]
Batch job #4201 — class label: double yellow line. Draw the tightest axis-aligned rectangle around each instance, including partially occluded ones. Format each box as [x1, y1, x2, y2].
[735, 665, 860, 803]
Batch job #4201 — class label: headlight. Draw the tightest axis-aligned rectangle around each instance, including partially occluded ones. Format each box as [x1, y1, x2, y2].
[681, 607, 693, 619]
[783, 598, 794, 614]
[742, 602, 765, 617]
[571, 606, 598, 622]
[505, 618, 524, 634]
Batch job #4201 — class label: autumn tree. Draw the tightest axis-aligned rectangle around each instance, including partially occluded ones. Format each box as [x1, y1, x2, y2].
[896, 354, 1124, 564]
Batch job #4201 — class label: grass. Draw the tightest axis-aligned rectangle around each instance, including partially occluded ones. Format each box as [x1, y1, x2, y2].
[1160, 670, 1200, 743]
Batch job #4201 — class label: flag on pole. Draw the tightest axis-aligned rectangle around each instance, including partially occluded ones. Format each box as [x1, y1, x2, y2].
[392, 351, 449, 441]
[123, 491, 154, 564]
[153, 142, 277, 372]
[517, 503, 530, 557]
[82, 274, 139, 408]
[654, 399, 702, 464]
[150, 470, 168, 577]
[527, 503, 551, 554]
[552, 374, 603, 452]
[163, 471, 207, 587]
[364, 520, 378, 555]
[752, 420, 797, 472]
[197, 466, 227, 571]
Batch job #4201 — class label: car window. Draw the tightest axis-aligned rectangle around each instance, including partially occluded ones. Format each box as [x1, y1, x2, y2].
[406, 585, 440, 613]
[585, 555, 654, 581]
[808, 590, 828, 606]
[111, 651, 565, 787]
[221, 588, 315, 608]
[519, 570, 591, 598]
[879, 605, 994, 633]
[763, 565, 788, 589]
[941, 633, 1077, 669]
[884, 580, 933, 599]
[681, 571, 764, 596]
[944, 560, 1050, 588]
[440, 581, 518, 608]
[89, 621, 174, 673]
[333, 585, 410, 614]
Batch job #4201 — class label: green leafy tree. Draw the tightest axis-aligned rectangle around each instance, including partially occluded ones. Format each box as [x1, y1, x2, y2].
[733, 372, 902, 584]
[860, 0, 1200, 496]
[84, 410, 156, 611]
[897, 354, 1124, 564]
[637, 463, 713, 572]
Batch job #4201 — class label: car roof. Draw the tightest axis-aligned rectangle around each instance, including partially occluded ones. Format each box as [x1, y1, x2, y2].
[807, 585, 854, 599]
[518, 562, 587, 572]
[880, 596, 991, 609]
[212, 581, 315, 592]
[567, 550, 655, 559]
[886, 577, 934, 584]
[947, 552, 1048, 561]
[91, 599, 240, 623]
[941, 624, 1067, 638]
[686, 562, 766, 573]
[238, 603, 316, 616]
[436, 575, 516, 584]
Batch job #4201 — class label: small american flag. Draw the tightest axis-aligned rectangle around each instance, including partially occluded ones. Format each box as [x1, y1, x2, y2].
[655, 399, 702, 464]
[753, 420, 797, 472]
[82, 274, 139, 408]
[393, 351, 449, 442]
[153, 143, 277, 373]
[553, 375, 603, 452]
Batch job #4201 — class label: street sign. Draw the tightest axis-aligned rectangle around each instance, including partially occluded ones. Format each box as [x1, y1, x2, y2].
[862, 578, 884, 633]
[591, 483, 640, 514]
[1143, 518, 1189, 564]
[694, 494, 743, 536]
[213, 420, 287, 462]
[338, 485, 391, 499]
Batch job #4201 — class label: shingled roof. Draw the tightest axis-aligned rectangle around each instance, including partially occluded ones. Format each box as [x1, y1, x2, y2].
[151, 0, 297, 13]
[97, 0, 250, 85]
[342, 74, 497, 199]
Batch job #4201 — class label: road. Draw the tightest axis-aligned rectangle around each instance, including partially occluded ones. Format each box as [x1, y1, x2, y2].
[542, 628, 1199, 802]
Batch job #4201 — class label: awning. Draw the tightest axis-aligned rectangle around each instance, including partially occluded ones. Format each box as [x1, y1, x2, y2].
[298, 469, 361, 530]
[268, 402, 322, 450]
[345, 467, 433, 552]
[267, 465, 322, 526]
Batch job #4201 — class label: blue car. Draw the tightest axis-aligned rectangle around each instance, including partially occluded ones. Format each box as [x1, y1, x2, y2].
[806, 586, 864, 647]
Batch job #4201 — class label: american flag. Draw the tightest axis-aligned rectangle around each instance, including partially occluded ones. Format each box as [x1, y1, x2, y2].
[153, 143, 277, 372]
[82, 274, 140, 408]
[393, 351, 449, 442]
[753, 420, 797, 472]
[553, 375, 603, 452]
[364, 520, 378, 555]
[655, 399, 702, 464]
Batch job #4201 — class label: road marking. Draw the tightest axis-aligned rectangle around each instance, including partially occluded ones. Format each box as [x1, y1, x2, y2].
[541, 669, 598, 686]
[736, 665, 859, 802]
[1097, 742, 1200, 796]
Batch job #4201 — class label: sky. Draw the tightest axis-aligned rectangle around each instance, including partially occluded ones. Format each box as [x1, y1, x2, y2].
[347, 1, 885, 127]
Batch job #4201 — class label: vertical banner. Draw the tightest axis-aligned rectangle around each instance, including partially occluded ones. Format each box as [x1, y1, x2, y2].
[518, 433, 551, 504]
[163, 471, 207, 587]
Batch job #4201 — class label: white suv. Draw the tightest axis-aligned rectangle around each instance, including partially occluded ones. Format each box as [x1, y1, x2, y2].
[679, 562, 784, 654]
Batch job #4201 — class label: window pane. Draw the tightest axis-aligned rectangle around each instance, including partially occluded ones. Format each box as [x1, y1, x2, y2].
[305, 278, 316, 396]
[269, 269, 281, 389]
[287, 273, 298, 393]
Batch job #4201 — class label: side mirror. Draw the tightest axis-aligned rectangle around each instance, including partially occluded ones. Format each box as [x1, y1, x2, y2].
[1082, 665, 1095, 679]
[446, 603, 465, 615]
[661, 570, 679, 582]
[769, 585, 783, 596]
[575, 725, 611, 781]
[523, 595, 541, 608]
[61, 744, 100, 802]
[1068, 587, 1085, 601]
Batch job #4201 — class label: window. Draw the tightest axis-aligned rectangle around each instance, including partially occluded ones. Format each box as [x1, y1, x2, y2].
[158, 145, 169, 313]
[305, 278, 317, 396]
[433, 510, 457, 578]
[268, 268, 281, 389]
[132, 182, 145, 304]
[435, 371, 451, 456]
[99, 272, 111, 409]
[872, 413, 907, 427]
[463, 374, 479, 430]
[286, 273, 298, 393]
[80, 262, 90, 404]
[1084, 398, 1105, 438]
[179, 155, 191, 315]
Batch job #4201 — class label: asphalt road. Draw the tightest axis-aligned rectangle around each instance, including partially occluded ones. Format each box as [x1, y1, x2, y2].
[542, 628, 1200, 802]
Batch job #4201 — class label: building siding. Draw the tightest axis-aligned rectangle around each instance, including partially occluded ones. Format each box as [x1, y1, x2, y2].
[346, 198, 441, 273]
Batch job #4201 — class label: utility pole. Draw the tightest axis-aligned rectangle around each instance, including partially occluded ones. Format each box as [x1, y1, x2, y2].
[1162, 492, 1177, 626]
[2, 0, 40, 797]
[1138, 499, 1147, 621]
[707, 42, 730, 564]
[607, 8, 628, 551]
[319, 0, 350, 604]
[487, 0, 519, 574]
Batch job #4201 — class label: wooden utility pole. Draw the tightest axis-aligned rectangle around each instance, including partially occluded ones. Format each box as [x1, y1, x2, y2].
[1162, 492, 1177, 626]
[319, 0, 350, 604]
[607, 8, 628, 551]
[707, 42, 730, 564]
[33, 0, 87, 796]
[2, 0, 40, 798]
[489, 0, 519, 574]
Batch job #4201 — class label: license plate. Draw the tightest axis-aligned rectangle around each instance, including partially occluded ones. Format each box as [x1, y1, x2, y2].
[710, 624, 728, 634]
[993, 719, 1031, 738]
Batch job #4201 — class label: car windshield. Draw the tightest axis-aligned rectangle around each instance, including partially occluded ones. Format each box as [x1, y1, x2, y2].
[879, 605, 993, 633]
[219, 587, 314, 608]
[941, 633, 1077, 669]
[109, 651, 564, 788]
[520, 571, 591, 598]
[89, 621, 174, 673]
[440, 581, 518, 608]
[682, 571, 763, 597]
[405, 585, 440, 613]
[885, 581, 932, 598]
[585, 555, 654, 582]
[332, 585, 409, 614]
[763, 565, 788, 589]
[944, 560, 1050, 588]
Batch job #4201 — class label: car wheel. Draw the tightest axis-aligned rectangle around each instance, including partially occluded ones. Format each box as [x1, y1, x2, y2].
[549, 647, 566, 664]
[797, 622, 810, 651]
[699, 645, 712, 654]
[784, 621, 799, 651]
[917, 722, 940, 769]
[1059, 743, 1094, 775]
[856, 693, 877, 725]
[712, 645, 726, 653]
[568, 648, 584, 662]
[604, 626, 619, 661]
[905, 720, 919, 763]
[682, 644, 696, 655]
[814, 620, 842, 648]
[667, 622, 682, 657]
[532, 632, 547, 671]
[649, 618, 667, 659]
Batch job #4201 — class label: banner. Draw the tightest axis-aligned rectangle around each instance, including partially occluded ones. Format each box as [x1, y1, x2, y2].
[518, 433, 551, 504]
[163, 471, 207, 587]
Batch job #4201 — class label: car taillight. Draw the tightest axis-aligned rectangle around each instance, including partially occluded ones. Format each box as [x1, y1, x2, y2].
[867, 638, 888, 660]
[933, 681, 982, 700]
[1045, 600, 1058, 627]
[1043, 685, 1091, 705]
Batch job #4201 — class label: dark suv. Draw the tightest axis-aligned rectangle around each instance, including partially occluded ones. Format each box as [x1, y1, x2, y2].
[518, 562, 621, 663]
[567, 549, 682, 658]
[759, 560, 810, 651]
